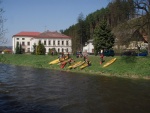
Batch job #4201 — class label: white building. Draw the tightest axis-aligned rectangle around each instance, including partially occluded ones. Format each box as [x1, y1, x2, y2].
[12, 31, 72, 54]
[83, 39, 94, 54]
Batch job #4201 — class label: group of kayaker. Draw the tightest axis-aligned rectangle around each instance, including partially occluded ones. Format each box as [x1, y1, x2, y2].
[58, 50, 104, 67]
[58, 52, 91, 69]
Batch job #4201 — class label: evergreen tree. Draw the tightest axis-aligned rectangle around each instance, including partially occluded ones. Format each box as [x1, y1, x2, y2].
[36, 41, 46, 55]
[93, 20, 114, 55]
[41, 43, 46, 55]
[15, 42, 20, 54]
[32, 43, 36, 54]
[19, 43, 22, 54]
[77, 13, 86, 51]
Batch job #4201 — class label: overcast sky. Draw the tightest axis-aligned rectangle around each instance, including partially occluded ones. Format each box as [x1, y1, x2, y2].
[2, 0, 109, 46]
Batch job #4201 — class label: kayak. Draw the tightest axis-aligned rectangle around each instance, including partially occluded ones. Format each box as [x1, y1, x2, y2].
[103, 58, 117, 68]
[60, 58, 73, 68]
[49, 56, 68, 65]
[60, 61, 67, 68]
[72, 61, 85, 69]
[68, 61, 82, 69]
[58, 58, 71, 65]
[49, 59, 59, 65]
[80, 61, 91, 69]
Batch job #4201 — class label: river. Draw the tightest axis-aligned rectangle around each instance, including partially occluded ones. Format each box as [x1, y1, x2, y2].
[0, 63, 150, 113]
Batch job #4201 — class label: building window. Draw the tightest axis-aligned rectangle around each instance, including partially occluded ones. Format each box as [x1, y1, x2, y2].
[17, 38, 19, 40]
[58, 41, 60, 45]
[44, 40, 46, 45]
[58, 48, 60, 53]
[22, 42, 25, 46]
[22, 38, 25, 40]
[27, 42, 30, 46]
[62, 41, 64, 45]
[66, 41, 69, 46]
[53, 40, 55, 45]
[49, 41, 51, 45]
[62, 48, 64, 52]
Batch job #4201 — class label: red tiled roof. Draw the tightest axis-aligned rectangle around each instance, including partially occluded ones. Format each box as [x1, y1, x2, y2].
[13, 31, 41, 37]
[35, 31, 71, 39]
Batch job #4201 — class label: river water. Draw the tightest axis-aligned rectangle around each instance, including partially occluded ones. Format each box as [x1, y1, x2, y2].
[0, 63, 150, 113]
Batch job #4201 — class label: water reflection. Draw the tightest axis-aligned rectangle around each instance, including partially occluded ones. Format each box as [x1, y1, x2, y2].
[0, 63, 150, 113]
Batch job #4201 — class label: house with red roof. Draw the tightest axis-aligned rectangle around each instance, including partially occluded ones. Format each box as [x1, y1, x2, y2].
[12, 31, 72, 54]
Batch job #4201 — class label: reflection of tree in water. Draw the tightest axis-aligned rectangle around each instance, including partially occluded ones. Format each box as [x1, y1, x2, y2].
[121, 56, 137, 63]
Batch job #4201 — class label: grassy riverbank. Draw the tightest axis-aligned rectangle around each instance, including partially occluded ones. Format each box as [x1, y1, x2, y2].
[0, 54, 150, 79]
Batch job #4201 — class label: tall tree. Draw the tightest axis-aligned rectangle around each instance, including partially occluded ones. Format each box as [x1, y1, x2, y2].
[32, 43, 36, 54]
[19, 43, 22, 54]
[93, 20, 115, 55]
[77, 13, 86, 51]
[0, 1, 6, 45]
[108, 0, 135, 27]
[36, 41, 46, 55]
[15, 42, 20, 54]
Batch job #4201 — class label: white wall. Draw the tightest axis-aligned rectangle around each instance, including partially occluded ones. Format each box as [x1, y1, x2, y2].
[12, 36, 32, 53]
[32, 38, 72, 53]
[83, 42, 94, 53]
[13, 36, 72, 53]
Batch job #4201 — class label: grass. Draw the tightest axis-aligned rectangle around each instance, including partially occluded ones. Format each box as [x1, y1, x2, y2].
[0, 54, 150, 79]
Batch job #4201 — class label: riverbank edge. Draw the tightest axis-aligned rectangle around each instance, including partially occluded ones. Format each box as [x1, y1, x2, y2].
[1, 54, 150, 80]
[4, 62, 150, 80]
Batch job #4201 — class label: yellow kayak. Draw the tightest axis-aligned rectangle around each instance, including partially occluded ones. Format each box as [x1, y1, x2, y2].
[72, 61, 85, 69]
[49, 59, 59, 65]
[68, 61, 82, 69]
[103, 58, 117, 68]
[80, 61, 91, 69]
[49, 56, 68, 65]
[57, 58, 71, 65]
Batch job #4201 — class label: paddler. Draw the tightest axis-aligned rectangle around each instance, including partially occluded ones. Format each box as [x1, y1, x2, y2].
[85, 57, 90, 66]
[100, 49, 104, 65]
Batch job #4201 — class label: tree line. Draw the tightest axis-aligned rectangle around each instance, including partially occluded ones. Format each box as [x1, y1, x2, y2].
[62, 0, 150, 55]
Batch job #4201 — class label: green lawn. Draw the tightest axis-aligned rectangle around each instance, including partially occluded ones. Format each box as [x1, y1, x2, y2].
[0, 54, 150, 79]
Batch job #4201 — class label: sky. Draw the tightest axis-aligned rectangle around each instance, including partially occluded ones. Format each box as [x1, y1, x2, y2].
[1, 0, 110, 46]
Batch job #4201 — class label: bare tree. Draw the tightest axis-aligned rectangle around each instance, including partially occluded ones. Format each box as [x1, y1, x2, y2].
[0, 1, 7, 45]
[133, 0, 150, 54]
